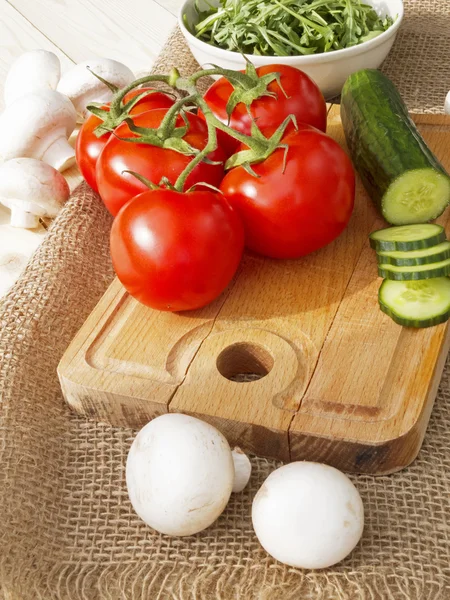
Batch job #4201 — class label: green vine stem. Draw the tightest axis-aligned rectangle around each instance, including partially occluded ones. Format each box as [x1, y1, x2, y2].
[107, 70, 178, 118]
[86, 71, 179, 136]
[85, 64, 294, 191]
[173, 109, 219, 192]
[157, 94, 197, 139]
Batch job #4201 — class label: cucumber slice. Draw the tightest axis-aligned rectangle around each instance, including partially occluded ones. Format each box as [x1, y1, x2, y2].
[378, 258, 450, 280]
[377, 241, 450, 266]
[382, 169, 450, 225]
[379, 278, 450, 327]
[369, 224, 445, 251]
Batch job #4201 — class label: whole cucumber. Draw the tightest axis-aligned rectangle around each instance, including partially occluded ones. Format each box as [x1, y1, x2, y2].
[340, 69, 450, 225]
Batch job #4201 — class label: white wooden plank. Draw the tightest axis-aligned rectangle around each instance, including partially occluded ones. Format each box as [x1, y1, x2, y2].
[9, 0, 177, 74]
[154, 0, 184, 17]
[0, 2, 74, 106]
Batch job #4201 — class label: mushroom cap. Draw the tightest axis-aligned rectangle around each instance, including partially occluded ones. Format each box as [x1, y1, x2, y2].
[0, 90, 77, 163]
[126, 413, 234, 536]
[252, 462, 364, 569]
[4, 49, 61, 106]
[0, 158, 70, 217]
[57, 58, 135, 120]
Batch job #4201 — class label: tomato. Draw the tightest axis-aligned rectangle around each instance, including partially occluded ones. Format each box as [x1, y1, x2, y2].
[220, 125, 355, 259]
[202, 65, 327, 156]
[97, 109, 226, 216]
[110, 189, 244, 311]
[76, 88, 174, 193]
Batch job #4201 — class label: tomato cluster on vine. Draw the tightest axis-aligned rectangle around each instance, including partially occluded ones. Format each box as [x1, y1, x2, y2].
[76, 63, 355, 312]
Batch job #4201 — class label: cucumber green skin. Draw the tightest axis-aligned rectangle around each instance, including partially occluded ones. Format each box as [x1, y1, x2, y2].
[379, 300, 450, 328]
[341, 70, 450, 217]
[376, 246, 450, 266]
[369, 229, 446, 251]
[378, 263, 450, 280]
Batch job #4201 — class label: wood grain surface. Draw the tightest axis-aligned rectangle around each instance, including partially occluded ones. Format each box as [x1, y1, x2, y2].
[58, 109, 450, 474]
[8, 0, 177, 73]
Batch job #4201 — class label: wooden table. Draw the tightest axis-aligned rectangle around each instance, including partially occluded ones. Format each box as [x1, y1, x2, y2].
[0, 0, 183, 298]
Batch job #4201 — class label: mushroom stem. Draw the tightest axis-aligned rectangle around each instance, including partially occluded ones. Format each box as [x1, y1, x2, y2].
[9, 206, 39, 229]
[231, 448, 252, 493]
[42, 137, 76, 172]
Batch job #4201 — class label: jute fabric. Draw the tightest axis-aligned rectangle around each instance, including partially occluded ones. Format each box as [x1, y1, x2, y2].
[1, 2, 450, 597]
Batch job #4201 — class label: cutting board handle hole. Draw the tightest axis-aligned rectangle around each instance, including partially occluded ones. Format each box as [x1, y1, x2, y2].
[216, 342, 274, 383]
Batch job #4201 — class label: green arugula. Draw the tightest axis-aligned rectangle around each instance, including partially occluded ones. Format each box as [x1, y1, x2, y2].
[189, 0, 395, 56]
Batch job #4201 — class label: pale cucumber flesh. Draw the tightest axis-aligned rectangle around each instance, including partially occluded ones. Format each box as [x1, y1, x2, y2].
[382, 169, 450, 225]
[378, 257, 450, 280]
[379, 278, 450, 327]
[369, 223, 445, 251]
[377, 241, 450, 266]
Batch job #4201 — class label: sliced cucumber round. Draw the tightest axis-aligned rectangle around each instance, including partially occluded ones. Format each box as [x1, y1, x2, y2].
[369, 224, 445, 251]
[382, 169, 450, 225]
[378, 257, 450, 280]
[379, 278, 450, 328]
[377, 241, 450, 266]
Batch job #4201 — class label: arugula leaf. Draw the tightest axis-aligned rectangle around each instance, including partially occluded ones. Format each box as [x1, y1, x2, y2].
[192, 0, 395, 56]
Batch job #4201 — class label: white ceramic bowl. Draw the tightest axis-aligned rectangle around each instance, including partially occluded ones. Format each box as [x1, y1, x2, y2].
[179, 0, 403, 99]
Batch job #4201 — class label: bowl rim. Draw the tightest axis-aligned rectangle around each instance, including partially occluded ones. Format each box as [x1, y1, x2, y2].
[178, 0, 404, 65]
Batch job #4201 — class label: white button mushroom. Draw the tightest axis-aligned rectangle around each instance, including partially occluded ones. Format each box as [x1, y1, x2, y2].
[57, 58, 135, 122]
[4, 50, 61, 106]
[445, 90, 450, 115]
[0, 90, 77, 171]
[126, 413, 235, 536]
[252, 462, 364, 569]
[0, 158, 70, 228]
[231, 448, 252, 493]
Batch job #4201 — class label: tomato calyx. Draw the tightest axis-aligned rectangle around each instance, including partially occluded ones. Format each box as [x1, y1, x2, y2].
[85, 68, 176, 138]
[113, 96, 203, 159]
[124, 169, 221, 196]
[122, 170, 163, 191]
[185, 181, 223, 195]
[224, 115, 296, 172]
[188, 60, 288, 123]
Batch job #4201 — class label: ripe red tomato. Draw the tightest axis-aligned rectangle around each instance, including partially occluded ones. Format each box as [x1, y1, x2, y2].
[76, 88, 174, 193]
[110, 189, 244, 311]
[97, 109, 226, 216]
[220, 125, 355, 259]
[202, 65, 327, 156]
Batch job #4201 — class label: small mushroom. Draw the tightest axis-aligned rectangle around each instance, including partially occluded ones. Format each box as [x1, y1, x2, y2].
[0, 158, 70, 228]
[445, 90, 450, 115]
[4, 49, 61, 106]
[252, 462, 364, 569]
[231, 448, 252, 492]
[57, 58, 135, 121]
[126, 413, 235, 536]
[0, 89, 77, 171]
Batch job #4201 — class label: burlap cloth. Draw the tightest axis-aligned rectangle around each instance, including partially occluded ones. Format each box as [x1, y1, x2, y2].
[1, 2, 450, 598]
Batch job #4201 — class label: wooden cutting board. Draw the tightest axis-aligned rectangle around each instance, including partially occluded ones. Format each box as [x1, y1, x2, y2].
[58, 105, 450, 474]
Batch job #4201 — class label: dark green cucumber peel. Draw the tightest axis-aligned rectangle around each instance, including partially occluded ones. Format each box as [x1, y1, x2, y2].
[379, 278, 450, 328]
[378, 258, 450, 280]
[379, 301, 450, 328]
[341, 70, 450, 225]
[369, 223, 446, 251]
[376, 241, 450, 266]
